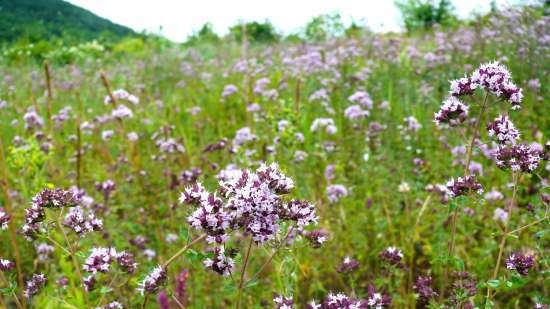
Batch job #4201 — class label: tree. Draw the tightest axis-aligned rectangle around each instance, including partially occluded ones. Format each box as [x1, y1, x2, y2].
[304, 13, 345, 42]
[395, 0, 457, 32]
[185, 23, 220, 45]
[229, 21, 279, 43]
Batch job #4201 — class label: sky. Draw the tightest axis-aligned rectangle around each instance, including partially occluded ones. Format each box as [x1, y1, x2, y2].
[66, 0, 528, 42]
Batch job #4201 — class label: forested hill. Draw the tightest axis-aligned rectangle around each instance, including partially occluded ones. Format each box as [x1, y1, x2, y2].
[0, 0, 135, 42]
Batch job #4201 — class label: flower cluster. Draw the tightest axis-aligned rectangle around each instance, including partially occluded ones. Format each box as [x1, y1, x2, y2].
[180, 163, 317, 275]
[366, 285, 392, 309]
[305, 229, 329, 248]
[487, 115, 520, 145]
[63, 206, 103, 236]
[84, 248, 137, 275]
[24, 273, 47, 298]
[494, 144, 541, 172]
[326, 184, 349, 203]
[506, 252, 535, 276]
[96, 301, 123, 309]
[348, 90, 373, 109]
[311, 118, 337, 134]
[413, 276, 438, 304]
[470, 62, 523, 108]
[138, 266, 167, 295]
[104, 89, 139, 105]
[337, 256, 360, 274]
[434, 96, 469, 126]
[22, 188, 83, 240]
[379, 246, 404, 267]
[0, 207, 10, 230]
[274, 295, 295, 309]
[445, 175, 483, 197]
[0, 258, 15, 271]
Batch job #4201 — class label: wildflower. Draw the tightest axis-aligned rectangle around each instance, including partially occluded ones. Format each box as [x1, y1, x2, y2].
[487, 115, 520, 145]
[32, 188, 80, 208]
[414, 276, 438, 304]
[366, 285, 392, 309]
[104, 89, 139, 105]
[324, 164, 335, 181]
[116, 251, 138, 273]
[63, 206, 103, 236]
[305, 229, 329, 248]
[294, 150, 308, 163]
[323, 292, 364, 308]
[24, 273, 47, 298]
[36, 243, 54, 261]
[446, 175, 483, 197]
[23, 108, 44, 130]
[337, 256, 359, 273]
[495, 144, 541, 172]
[158, 291, 169, 309]
[233, 127, 257, 147]
[203, 138, 228, 153]
[156, 138, 185, 153]
[83, 248, 117, 274]
[96, 180, 116, 201]
[278, 199, 318, 228]
[0, 258, 15, 271]
[96, 301, 124, 309]
[534, 304, 548, 309]
[138, 266, 167, 295]
[348, 90, 373, 109]
[344, 105, 369, 120]
[111, 104, 133, 119]
[493, 208, 509, 223]
[274, 295, 295, 309]
[380, 246, 404, 266]
[186, 192, 231, 244]
[506, 252, 535, 276]
[484, 189, 504, 202]
[127, 132, 139, 142]
[450, 76, 476, 97]
[310, 118, 337, 134]
[83, 275, 96, 292]
[102, 130, 114, 141]
[175, 269, 189, 298]
[435, 96, 469, 126]
[203, 247, 234, 276]
[0, 207, 10, 230]
[221, 84, 238, 98]
[450, 271, 477, 306]
[326, 184, 348, 203]
[471, 61, 523, 109]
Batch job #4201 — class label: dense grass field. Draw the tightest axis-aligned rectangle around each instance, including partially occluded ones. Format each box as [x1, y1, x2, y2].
[0, 5, 549, 309]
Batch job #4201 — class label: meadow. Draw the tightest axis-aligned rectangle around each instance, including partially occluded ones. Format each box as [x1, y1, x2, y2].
[0, 4, 549, 309]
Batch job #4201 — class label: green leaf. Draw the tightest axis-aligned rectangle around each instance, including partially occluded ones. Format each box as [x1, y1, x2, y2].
[487, 279, 500, 288]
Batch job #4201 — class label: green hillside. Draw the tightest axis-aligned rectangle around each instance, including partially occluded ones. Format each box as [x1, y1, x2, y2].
[0, 0, 135, 43]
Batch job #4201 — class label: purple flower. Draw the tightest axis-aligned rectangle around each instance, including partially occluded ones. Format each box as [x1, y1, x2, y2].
[326, 184, 348, 203]
[221, 84, 238, 98]
[450, 76, 476, 97]
[24, 273, 47, 298]
[63, 206, 103, 236]
[97, 301, 123, 309]
[157, 291, 170, 309]
[84, 275, 96, 292]
[0, 258, 15, 271]
[305, 229, 329, 248]
[138, 266, 167, 295]
[83, 248, 117, 274]
[487, 115, 520, 145]
[311, 118, 337, 134]
[435, 96, 469, 126]
[348, 90, 373, 109]
[278, 200, 318, 228]
[471, 61, 523, 109]
[344, 105, 369, 120]
[366, 284, 392, 309]
[506, 252, 535, 276]
[175, 269, 189, 298]
[414, 276, 438, 304]
[32, 188, 80, 208]
[380, 246, 404, 267]
[116, 251, 138, 273]
[0, 207, 11, 230]
[446, 175, 483, 197]
[274, 295, 295, 309]
[495, 144, 541, 172]
[203, 247, 235, 276]
[337, 256, 359, 274]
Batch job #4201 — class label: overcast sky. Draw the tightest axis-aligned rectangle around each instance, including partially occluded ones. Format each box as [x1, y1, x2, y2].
[67, 0, 529, 42]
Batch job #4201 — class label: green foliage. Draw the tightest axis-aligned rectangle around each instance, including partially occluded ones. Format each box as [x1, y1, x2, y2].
[304, 13, 345, 42]
[0, 0, 135, 44]
[395, 0, 457, 32]
[185, 23, 221, 46]
[229, 20, 280, 43]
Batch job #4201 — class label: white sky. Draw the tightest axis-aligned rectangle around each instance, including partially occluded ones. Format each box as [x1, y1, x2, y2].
[66, 0, 529, 42]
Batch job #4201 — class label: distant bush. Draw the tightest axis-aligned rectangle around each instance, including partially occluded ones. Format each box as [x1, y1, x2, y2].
[229, 21, 280, 43]
[395, 0, 457, 32]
